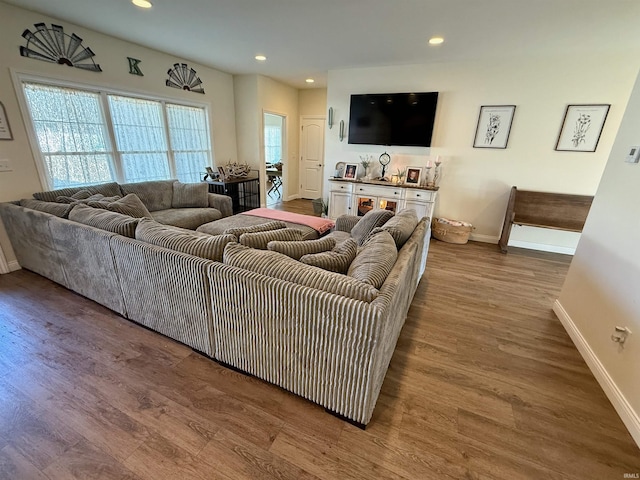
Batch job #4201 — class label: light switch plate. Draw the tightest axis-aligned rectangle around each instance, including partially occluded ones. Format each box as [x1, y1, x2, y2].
[625, 146, 640, 164]
[0, 159, 12, 172]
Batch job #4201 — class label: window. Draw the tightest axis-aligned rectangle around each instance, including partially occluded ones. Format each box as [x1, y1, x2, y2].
[23, 83, 115, 188]
[166, 104, 211, 183]
[22, 80, 212, 189]
[108, 95, 170, 183]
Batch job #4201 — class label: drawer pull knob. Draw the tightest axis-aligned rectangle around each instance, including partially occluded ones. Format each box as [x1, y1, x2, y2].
[417, 194, 421, 197]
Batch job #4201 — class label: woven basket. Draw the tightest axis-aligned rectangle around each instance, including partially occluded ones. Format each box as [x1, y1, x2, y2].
[431, 218, 473, 244]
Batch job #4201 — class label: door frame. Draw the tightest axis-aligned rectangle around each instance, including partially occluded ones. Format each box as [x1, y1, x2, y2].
[261, 109, 287, 206]
[299, 115, 326, 201]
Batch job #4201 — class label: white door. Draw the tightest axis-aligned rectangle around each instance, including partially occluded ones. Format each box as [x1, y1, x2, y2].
[300, 117, 325, 199]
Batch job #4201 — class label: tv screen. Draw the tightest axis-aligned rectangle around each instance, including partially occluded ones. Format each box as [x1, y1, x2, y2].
[348, 92, 438, 147]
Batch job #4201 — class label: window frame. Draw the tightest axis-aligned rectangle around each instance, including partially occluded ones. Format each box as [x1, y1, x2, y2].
[12, 70, 214, 190]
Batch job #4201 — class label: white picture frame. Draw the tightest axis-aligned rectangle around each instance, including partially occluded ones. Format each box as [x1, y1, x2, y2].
[343, 163, 358, 179]
[555, 104, 610, 152]
[405, 167, 422, 185]
[473, 105, 516, 149]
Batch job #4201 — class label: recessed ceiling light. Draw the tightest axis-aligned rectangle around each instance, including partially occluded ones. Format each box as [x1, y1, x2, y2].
[255, 55, 267, 61]
[132, 0, 152, 8]
[429, 36, 444, 45]
[305, 78, 315, 84]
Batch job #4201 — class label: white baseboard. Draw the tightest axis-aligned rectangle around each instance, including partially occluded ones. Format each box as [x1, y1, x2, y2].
[286, 194, 300, 201]
[469, 233, 499, 244]
[468, 234, 576, 255]
[553, 300, 640, 448]
[8, 260, 20, 272]
[509, 240, 576, 255]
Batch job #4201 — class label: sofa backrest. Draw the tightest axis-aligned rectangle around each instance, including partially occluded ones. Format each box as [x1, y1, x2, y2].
[32, 182, 122, 202]
[119, 180, 176, 212]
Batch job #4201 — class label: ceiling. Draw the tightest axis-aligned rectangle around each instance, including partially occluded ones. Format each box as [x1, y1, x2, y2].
[7, 0, 640, 89]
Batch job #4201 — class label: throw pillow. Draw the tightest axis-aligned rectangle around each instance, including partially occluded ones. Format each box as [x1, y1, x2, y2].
[300, 237, 357, 274]
[135, 218, 235, 261]
[239, 228, 304, 250]
[172, 181, 209, 208]
[373, 208, 419, 249]
[88, 194, 152, 218]
[347, 230, 397, 289]
[223, 221, 286, 237]
[55, 189, 92, 203]
[223, 242, 379, 302]
[350, 209, 394, 246]
[19, 199, 73, 218]
[267, 237, 335, 260]
[69, 204, 140, 237]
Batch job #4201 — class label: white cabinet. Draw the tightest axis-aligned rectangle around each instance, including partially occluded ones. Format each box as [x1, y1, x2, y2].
[328, 180, 437, 221]
[403, 189, 436, 220]
[329, 181, 354, 218]
[352, 184, 402, 216]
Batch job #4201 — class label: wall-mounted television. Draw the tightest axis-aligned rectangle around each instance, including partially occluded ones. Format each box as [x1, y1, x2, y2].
[348, 92, 438, 147]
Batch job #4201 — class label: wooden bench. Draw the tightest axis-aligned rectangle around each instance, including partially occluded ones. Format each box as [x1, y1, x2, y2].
[498, 186, 594, 253]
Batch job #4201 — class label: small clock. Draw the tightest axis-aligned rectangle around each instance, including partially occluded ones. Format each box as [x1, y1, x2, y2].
[379, 152, 391, 180]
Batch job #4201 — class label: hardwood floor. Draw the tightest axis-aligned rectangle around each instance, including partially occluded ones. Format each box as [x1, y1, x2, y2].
[0, 199, 638, 479]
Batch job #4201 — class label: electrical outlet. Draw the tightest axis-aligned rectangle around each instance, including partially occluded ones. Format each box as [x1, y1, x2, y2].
[0, 159, 12, 172]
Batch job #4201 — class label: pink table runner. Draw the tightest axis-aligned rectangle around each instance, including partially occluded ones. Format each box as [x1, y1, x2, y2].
[241, 208, 334, 234]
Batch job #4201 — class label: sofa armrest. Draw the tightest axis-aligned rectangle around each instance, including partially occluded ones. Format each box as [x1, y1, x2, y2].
[208, 193, 233, 218]
[335, 214, 360, 233]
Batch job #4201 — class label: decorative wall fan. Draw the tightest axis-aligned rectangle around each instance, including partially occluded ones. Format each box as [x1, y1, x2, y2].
[166, 63, 205, 94]
[19, 23, 102, 72]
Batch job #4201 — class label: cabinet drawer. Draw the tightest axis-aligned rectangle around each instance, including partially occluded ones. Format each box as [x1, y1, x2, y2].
[331, 182, 353, 193]
[354, 184, 402, 198]
[405, 189, 435, 202]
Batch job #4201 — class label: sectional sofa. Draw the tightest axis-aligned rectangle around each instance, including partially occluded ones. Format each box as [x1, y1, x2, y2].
[0, 182, 430, 426]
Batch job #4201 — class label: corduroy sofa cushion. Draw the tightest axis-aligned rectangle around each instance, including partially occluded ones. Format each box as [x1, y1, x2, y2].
[372, 208, 419, 249]
[347, 230, 397, 288]
[300, 237, 358, 274]
[267, 236, 335, 260]
[172, 181, 209, 208]
[350, 209, 394, 246]
[68, 204, 139, 237]
[55, 190, 93, 203]
[88, 194, 152, 218]
[223, 220, 286, 237]
[223, 242, 378, 302]
[239, 228, 303, 250]
[19, 199, 73, 218]
[32, 182, 122, 203]
[119, 179, 175, 211]
[135, 218, 235, 261]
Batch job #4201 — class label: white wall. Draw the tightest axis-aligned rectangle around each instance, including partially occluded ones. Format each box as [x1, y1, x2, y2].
[325, 56, 638, 250]
[0, 1, 238, 266]
[555, 68, 640, 445]
[234, 74, 300, 205]
[299, 89, 327, 117]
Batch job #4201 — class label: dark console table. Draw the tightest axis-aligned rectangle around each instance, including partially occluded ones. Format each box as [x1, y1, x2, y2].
[205, 175, 260, 214]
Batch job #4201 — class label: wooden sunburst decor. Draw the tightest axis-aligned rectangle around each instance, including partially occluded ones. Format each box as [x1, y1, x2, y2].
[166, 63, 205, 94]
[19, 22, 102, 72]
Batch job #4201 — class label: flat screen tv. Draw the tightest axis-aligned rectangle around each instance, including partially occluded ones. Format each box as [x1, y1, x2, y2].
[348, 92, 438, 147]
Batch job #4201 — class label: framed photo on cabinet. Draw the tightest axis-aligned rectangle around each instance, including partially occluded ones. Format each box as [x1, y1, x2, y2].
[555, 104, 610, 152]
[473, 105, 516, 149]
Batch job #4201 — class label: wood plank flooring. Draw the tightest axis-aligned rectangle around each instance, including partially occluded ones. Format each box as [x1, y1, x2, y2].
[0, 199, 639, 479]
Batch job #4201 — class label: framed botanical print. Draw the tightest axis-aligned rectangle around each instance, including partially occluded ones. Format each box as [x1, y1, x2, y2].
[555, 104, 610, 152]
[473, 105, 516, 149]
